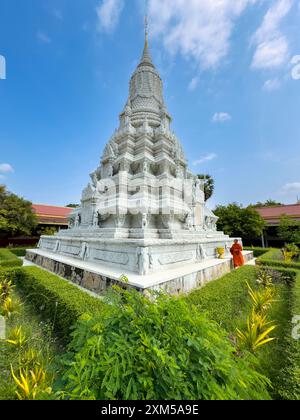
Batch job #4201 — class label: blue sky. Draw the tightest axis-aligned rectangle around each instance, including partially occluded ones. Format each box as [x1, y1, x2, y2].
[0, 0, 300, 208]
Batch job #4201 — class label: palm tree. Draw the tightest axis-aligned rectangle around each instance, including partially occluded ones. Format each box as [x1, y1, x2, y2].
[197, 174, 215, 202]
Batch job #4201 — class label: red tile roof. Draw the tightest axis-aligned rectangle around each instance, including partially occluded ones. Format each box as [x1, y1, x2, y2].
[32, 204, 73, 225]
[256, 204, 300, 225]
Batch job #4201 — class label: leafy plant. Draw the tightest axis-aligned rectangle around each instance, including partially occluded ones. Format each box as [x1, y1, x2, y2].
[1, 296, 21, 318]
[6, 326, 28, 348]
[0, 276, 14, 301]
[247, 282, 276, 314]
[11, 366, 52, 400]
[19, 348, 41, 369]
[61, 287, 270, 400]
[282, 243, 299, 263]
[237, 310, 277, 353]
[256, 269, 273, 288]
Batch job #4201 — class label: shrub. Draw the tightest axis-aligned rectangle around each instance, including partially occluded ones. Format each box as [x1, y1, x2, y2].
[257, 249, 300, 271]
[9, 248, 30, 257]
[62, 287, 270, 400]
[244, 247, 271, 258]
[236, 310, 276, 353]
[6, 267, 106, 342]
[0, 249, 23, 268]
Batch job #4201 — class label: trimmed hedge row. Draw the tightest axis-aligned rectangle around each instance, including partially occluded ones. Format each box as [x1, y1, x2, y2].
[0, 249, 23, 268]
[9, 247, 30, 257]
[5, 266, 107, 342]
[257, 248, 300, 271]
[183, 266, 258, 332]
[244, 247, 272, 257]
[276, 270, 300, 400]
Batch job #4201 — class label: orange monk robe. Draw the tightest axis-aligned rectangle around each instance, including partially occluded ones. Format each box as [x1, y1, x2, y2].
[230, 243, 245, 268]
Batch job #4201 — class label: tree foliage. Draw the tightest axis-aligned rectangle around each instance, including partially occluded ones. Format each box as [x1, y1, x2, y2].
[253, 200, 283, 208]
[197, 174, 215, 201]
[65, 204, 80, 208]
[214, 203, 265, 239]
[62, 287, 270, 400]
[0, 185, 37, 238]
[277, 215, 300, 244]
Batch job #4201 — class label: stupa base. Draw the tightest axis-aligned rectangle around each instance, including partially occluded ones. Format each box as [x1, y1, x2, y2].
[25, 248, 253, 295]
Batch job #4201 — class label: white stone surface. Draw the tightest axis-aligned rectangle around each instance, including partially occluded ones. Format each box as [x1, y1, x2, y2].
[27, 248, 253, 293]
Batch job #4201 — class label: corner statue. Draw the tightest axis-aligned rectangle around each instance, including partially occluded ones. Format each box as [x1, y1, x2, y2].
[230, 240, 245, 269]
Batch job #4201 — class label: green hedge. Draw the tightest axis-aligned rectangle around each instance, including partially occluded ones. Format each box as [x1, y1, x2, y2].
[0, 249, 23, 268]
[257, 249, 300, 271]
[276, 271, 300, 400]
[244, 247, 272, 257]
[5, 266, 107, 342]
[183, 266, 258, 332]
[9, 247, 30, 257]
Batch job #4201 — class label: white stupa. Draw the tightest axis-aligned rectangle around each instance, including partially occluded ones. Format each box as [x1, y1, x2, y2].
[27, 28, 251, 293]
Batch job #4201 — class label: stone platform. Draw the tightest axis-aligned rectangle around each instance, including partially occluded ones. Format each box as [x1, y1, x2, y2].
[26, 249, 254, 295]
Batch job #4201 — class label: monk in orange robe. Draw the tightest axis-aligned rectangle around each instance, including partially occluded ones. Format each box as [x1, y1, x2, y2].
[230, 240, 245, 268]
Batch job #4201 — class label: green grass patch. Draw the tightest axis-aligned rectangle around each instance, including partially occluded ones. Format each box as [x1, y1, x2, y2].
[0, 249, 23, 268]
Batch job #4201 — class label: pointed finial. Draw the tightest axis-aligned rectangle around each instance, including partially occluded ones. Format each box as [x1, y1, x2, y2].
[144, 13, 149, 48]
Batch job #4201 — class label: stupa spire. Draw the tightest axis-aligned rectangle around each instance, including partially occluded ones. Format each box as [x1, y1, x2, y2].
[145, 12, 149, 48]
[139, 10, 153, 66]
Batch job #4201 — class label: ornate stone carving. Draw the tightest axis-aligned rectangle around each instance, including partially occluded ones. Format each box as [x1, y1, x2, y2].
[94, 250, 129, 265]
[115, 213, 126, 228]
[79, 242, 89, 260]
[54, 240, 60, 253]
[103, 139, 119, 161]
[136, 247, 152, 275]
[184, 211, 194, 230]
[92, 210, 99, 227]
[141, 213, 149, 229]
[74, 213, 81, 228]
[196, 244, 207, 261]
[159, 252, 193, 266]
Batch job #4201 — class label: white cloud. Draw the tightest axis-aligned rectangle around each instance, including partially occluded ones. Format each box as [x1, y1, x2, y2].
[212, 112, 232, 123]
[37, 31, 51, 44]
[0, 163, 13, 173]
[193, 153, 217, 166]
[148, 0, 260, 70]
[281, 182, 300, 193]
[188, 77, 199, 91]
[96, 0, 124, 33]
[263, 78, 281, 91]
[251, 0, 293, 70]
